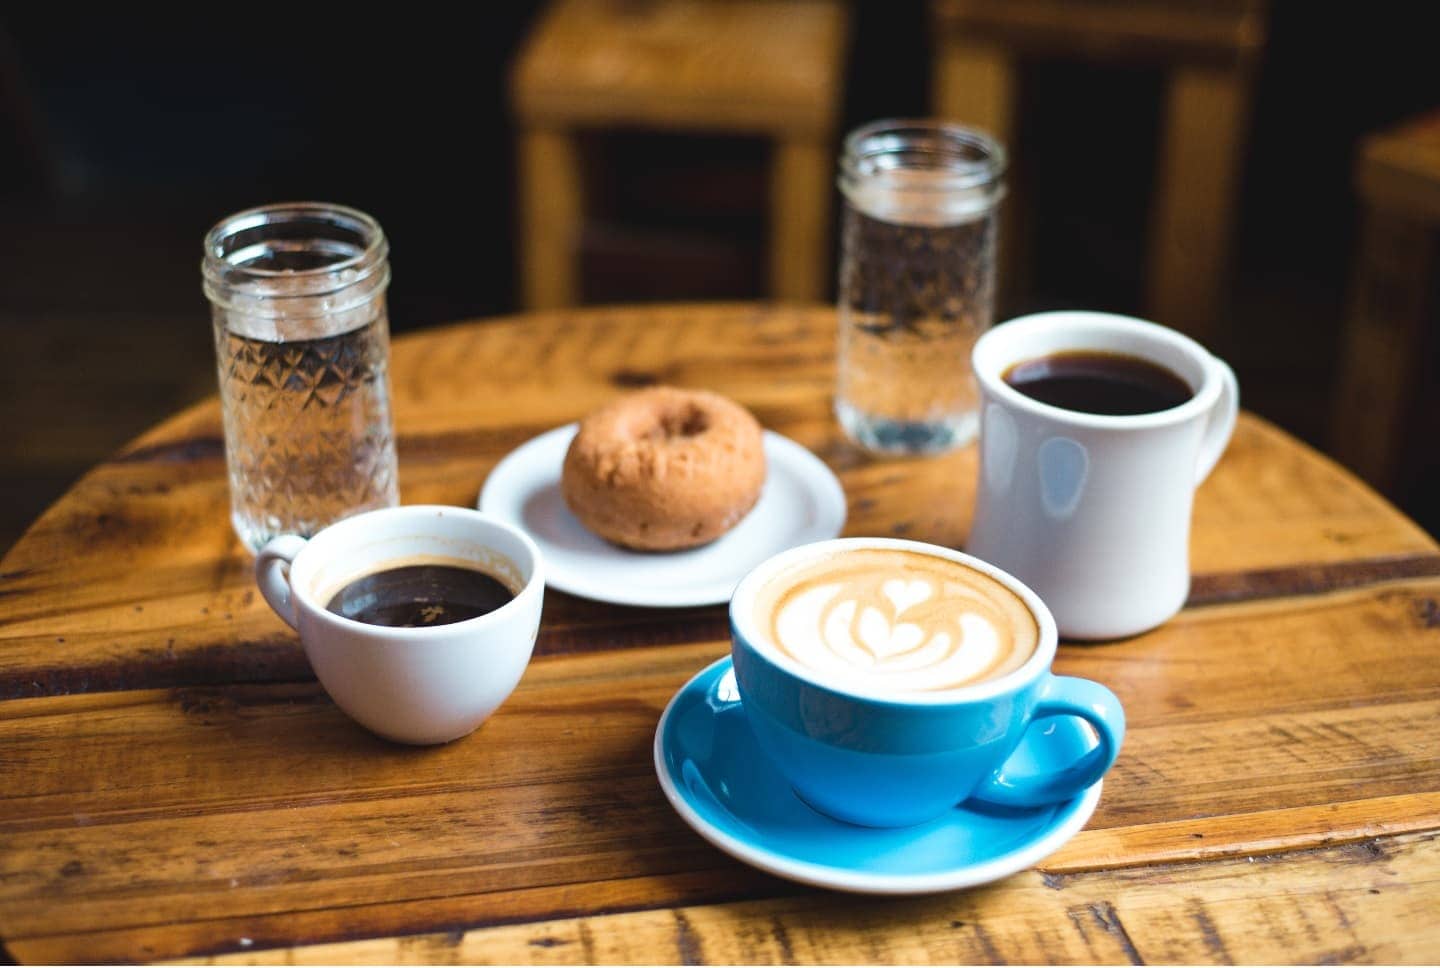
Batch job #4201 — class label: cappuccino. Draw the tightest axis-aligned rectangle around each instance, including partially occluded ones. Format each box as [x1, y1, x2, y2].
[753, 549, 1038, 692]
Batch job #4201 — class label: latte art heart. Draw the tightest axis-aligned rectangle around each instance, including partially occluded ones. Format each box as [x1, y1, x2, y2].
[756, 549, 1039, 692]
[882, 578, 931, 615]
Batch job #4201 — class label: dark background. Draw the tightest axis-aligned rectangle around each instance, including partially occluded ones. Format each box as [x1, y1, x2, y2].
[2, 2, 1438, 553]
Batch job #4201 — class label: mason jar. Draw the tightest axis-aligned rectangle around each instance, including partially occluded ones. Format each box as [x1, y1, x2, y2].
[202, 202, 399, 552]
[835, 120, 1007, 455]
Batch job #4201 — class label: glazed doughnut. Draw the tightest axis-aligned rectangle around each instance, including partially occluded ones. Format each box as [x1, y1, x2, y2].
[561, 386, 767, 551]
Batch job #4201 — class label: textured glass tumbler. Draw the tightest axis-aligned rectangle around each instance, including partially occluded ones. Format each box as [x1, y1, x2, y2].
[835, 120, 1007, 455]
[202, 203, 399, 553]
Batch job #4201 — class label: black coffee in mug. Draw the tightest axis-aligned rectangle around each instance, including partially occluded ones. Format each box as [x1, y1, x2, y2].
[1003, 350, 1193, 416]
[326, 562, 515, 627]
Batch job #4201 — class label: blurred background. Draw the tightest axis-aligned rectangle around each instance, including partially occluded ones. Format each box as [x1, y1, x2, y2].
[2, 0, 1438, 554]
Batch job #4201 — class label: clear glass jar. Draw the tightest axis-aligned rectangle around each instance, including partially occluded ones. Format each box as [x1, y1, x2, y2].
[202, 202, 399, 552]
[835, 120, 1007, 454]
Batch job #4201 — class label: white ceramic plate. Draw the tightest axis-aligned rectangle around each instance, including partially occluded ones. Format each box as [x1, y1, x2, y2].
[478, 424, 846, 607]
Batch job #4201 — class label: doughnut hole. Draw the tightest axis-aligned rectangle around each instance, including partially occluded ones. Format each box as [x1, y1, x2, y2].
[634, 402, 710, 442]
[662, 403, 710, 438]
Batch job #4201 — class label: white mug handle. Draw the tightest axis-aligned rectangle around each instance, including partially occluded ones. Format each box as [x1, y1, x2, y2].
[1195, 355, 1239, 485]
[256, 535, 308, 630]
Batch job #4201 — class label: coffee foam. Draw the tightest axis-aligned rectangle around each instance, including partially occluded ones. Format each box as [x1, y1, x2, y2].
[754, 549, 1039, 692]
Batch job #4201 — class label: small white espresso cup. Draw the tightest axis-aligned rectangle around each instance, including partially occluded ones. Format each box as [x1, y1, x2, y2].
[256, 505, 544, 744]
[967, 312, 1238, 640]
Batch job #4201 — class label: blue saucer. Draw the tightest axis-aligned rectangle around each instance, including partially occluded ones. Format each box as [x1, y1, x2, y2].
[653, 657, 1103, 894]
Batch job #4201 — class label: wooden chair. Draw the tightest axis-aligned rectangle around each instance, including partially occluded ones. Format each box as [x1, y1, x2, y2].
[510, 0, 851, 310]
[930, 0, 1267, 342]
[1331, 111, 1440, 501]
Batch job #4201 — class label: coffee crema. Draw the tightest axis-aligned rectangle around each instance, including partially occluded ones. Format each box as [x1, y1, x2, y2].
[325, 556, 518, 628]
[753, 549, 1039, 692]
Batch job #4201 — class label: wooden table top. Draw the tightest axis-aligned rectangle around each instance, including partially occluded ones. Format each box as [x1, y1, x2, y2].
[2, 303, 1438, 964]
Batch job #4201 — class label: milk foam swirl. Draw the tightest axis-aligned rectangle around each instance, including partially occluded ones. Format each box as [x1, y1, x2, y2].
[757, 550, 1039, 692]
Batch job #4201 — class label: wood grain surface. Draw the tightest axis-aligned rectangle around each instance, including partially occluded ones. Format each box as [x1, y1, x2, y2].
[1, 303, 1437, 964]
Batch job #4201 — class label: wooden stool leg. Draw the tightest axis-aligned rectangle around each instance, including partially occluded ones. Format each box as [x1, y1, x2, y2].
[1147, 64, 1252, 344]
[1330, 210, 1433, 491]
[932, 38, 1022, 310]
[518, 127, 583, 311]
[933, 38, 1014, 154]
[770, 137, 831, 302]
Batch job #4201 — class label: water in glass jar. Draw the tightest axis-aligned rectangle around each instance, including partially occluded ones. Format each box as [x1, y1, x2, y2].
[836, 204, 997, 454]
[216, 316, 398, 551]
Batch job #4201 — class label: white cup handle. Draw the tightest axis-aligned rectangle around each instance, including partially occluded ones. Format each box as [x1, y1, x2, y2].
[1195, 355, 1239, 485]
[256, 535, 308, 630]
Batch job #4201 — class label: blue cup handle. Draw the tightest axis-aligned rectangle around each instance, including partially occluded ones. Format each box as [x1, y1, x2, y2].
[969, 675, 1126, 808]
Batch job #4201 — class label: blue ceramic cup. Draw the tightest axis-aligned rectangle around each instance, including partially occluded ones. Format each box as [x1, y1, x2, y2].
[729, 538, 1125, 827]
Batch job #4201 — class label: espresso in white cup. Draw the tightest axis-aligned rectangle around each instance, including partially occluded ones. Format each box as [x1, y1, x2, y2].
[256, 505, 544, 745]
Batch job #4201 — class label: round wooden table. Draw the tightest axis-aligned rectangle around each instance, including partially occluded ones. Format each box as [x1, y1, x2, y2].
[2, 304, 1438, 963]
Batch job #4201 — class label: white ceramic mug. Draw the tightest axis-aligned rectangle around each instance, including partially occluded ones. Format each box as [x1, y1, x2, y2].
[967, 312, 1238, 639]
[256, 505, 544, 744]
